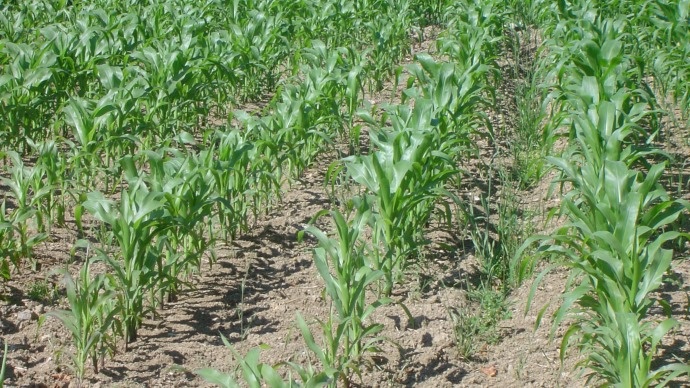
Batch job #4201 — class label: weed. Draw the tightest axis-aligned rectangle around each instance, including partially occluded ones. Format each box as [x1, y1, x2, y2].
[26, 280, 58, 304]
[449, 285, 510, 360]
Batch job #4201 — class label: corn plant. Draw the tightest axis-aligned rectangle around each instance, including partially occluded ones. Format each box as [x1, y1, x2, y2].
[61, 97, 107, 190]
[230, 113, 290, 222]
[28, 139, 70, 228]
[154, 155, 216, 305]
[0, 41, 58, 153]
[119, 150, 214, 306]
[48, 260, 119, 380]
[530, 158, 690, 386]
[364, 8, 412, 92]
[344, 127, 456, 295]
[0, 152, 49, 272]
[439, 0, 504, 84]
[300, 208, 391, 385]
[403, 55, 494, 155]
[206, 129, 255, 242]
[84, 180, 168, 349]
[260, 77, 336, 180]
[196, 339, 331, 388]
[226, 0, 290, 100]
[0, 217, 9, 282]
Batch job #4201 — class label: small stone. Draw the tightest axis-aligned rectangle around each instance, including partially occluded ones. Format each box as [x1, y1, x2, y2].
[14, 366, 27, 377]
[34, 305, 45, 315]
[17, 310, 36, 322]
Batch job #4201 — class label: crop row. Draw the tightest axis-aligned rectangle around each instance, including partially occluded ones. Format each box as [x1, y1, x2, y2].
[0, 0, 439, 383]
[196, 0, 519, 385]
[0, 0, 430, 281]
[523, 0, 690, 385]
[1, 0, 688, 386]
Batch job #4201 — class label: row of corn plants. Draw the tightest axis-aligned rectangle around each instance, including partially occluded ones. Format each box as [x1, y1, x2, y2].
[593, 0, 690, 127]
[0, 0, 421, 284]
[193, 0, 518, 385]
[0, 0, 420, 151]
[0, 0, 440, 384]
[521, 0, 690, 385]
[0, 0, 420, 241]
[289, 0, 509, 382]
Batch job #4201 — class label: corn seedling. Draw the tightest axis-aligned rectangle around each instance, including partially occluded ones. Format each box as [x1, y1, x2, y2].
[0, 151, 50, 270]
[83, 180, 168, 348]
[300, 208, 391, 385]
[197, 338, 331, 388]
[344, 127, 456, 295]
[48, 260, 119, 380]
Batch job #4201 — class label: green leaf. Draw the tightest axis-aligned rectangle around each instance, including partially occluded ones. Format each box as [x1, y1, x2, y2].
[296, 314, 325, 364]
[599, 40, 622, 66]
[196, 368, 239, 388]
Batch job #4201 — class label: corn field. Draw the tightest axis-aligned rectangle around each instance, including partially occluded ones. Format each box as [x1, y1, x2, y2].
[0, 0, 689, 386]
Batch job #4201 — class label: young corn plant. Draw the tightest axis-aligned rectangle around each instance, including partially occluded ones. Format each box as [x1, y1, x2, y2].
[48, 260, 119, 380]
[0, 201, 14, 283]
[157, 158, 216, 305]
[531, 158, 690, 386]
[300, 208, 391, 386]
[61, 97, 107, 190]
[119, 151, 215, 307]
[344, 127, 456, 296]
[0, 151, 50, 270]
[196, 339, 331, 388]
[404, 54, 494, 150]
[558, 78, 664, 177]
[84, 179, 169, 349]
[207, 129, 254, 242]
[28, 139, 70, 228]
[365, 9, 412, 92]
[0, 40, 59, 153]
[0, 150, 53, 234]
